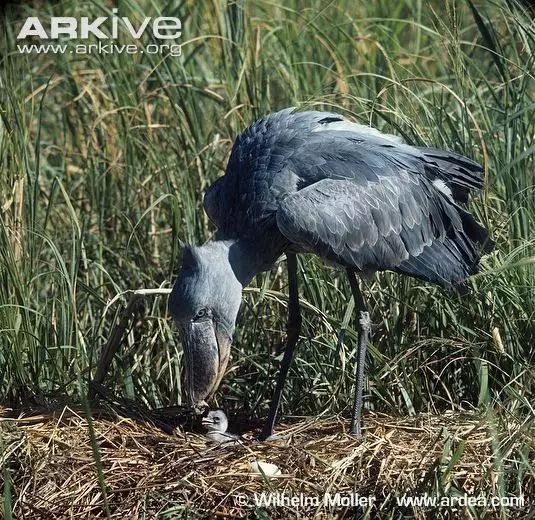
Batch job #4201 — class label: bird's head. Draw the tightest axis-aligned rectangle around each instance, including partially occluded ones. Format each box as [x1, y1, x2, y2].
[169, 242, 243, 408]
[201, 409, 228, 433]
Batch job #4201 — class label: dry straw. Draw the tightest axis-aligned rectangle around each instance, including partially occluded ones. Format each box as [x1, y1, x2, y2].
[1, 404, 533, 518]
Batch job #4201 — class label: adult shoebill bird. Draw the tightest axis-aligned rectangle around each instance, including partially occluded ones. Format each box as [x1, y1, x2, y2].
[169, 108, 493, 440]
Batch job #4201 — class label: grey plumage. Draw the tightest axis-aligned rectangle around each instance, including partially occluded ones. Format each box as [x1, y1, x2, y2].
[203, 108, 492, 292]
[169, 107, 494, 438]
[202, 410, 239, 444]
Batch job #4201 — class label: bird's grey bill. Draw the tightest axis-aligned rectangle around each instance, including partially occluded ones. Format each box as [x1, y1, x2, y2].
[181, 321, 230, 406]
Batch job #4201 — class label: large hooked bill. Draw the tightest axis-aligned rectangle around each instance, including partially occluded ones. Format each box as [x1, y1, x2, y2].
[180, 320, 230, 412]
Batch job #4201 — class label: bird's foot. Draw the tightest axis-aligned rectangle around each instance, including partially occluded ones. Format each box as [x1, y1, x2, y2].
[349, 424, 364, 440]
[257, 430, 272, 442]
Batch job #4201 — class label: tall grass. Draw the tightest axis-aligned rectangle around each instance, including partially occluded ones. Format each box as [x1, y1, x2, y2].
[0, 0, 533, 428]
[1, 1, 533, 514]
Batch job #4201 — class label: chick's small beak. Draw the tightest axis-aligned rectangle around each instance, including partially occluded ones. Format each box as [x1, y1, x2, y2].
[181, 320, 231, 407]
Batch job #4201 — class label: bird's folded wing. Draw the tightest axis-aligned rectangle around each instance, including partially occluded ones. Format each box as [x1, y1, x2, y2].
[275, 173, 488, 289]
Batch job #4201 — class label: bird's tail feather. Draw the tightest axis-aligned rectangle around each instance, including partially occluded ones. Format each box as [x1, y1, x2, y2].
[418, 147, 484, 204]
[395, 205, 494, 293]
[457, 205, 495, 254]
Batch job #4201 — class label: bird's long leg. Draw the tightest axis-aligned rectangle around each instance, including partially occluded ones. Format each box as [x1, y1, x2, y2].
[347, 269, 371, 438]
[260, 253, 301, 441]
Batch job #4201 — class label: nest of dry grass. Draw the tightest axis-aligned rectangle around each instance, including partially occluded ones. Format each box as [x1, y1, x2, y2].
[1, 405, 533, 519]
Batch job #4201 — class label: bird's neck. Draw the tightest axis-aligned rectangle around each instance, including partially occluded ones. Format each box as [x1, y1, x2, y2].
[217, 238, 283, 286]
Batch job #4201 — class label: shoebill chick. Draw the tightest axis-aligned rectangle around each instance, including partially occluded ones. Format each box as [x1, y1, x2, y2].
[202, 410, 240, 444]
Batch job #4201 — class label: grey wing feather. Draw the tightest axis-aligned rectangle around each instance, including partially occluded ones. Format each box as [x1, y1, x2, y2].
[203, 108, 492, 289]
[276, 173, 491, 290]
[417, 147, 484, 203]
[204, 176, 225, 227]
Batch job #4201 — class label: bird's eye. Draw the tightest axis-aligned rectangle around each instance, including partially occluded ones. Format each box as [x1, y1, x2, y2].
[194, 308, 209, 321]
[213, 417, 220, 423]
